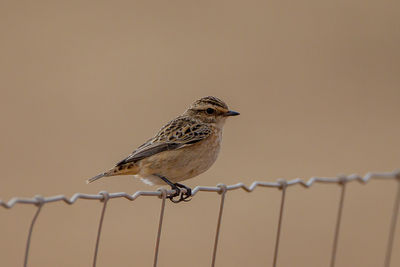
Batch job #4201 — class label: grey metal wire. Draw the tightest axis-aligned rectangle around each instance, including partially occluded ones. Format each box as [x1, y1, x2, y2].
[92, 191, 109, 267]
[1, 170, 399, 267]
[272, 180, 287, 267]
[153, 189, 167, 267]
[383, 176, 400, 267]
[211, 184, 227, 267]
[2, 171, 398, 209]
[329, 178, 347, 267]
[24, 196, 44, 267]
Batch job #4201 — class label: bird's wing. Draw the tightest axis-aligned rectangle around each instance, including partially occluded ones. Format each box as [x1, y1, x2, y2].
[116, 117, 212, 166]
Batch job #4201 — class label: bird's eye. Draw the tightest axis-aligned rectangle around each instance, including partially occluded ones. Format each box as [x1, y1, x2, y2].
[206, 108, 215, 114]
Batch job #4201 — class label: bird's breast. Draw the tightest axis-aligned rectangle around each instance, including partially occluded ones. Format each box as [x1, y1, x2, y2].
[138, 130, 222, 184]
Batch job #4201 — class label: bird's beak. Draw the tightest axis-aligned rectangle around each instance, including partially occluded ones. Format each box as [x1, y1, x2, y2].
[224, 110, 240, 117]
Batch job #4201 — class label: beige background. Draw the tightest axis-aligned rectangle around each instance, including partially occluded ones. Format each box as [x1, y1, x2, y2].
[0, 0, 399, 266]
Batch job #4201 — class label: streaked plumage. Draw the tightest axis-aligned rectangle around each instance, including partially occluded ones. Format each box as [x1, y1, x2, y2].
[87, 96, 239, 202]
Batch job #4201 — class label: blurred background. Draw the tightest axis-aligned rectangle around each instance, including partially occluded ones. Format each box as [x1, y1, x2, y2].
[0, 0, 399, 266]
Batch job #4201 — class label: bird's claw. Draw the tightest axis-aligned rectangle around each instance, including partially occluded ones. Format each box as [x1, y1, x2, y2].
[168, 187, 181, 203]
[168, 184, 192, 203]
[180, 187, 192, 202]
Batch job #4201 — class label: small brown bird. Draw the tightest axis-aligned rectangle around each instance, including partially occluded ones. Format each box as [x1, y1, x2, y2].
[87, 96, 239, 202]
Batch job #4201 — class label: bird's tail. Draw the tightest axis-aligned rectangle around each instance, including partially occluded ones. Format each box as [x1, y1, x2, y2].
[86, 164, 139, 184]
[86, 171, 111, 184]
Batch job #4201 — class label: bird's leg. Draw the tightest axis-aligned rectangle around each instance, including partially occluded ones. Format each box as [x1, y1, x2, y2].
[155, 175, 182, 202]
[174, 183, 192, 202]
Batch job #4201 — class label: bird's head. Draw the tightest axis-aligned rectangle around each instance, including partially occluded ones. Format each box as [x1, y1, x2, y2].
[184, 96, 240, 127]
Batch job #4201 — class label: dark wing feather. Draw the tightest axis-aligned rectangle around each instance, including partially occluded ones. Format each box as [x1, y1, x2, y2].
[116, 117, 211, 166]
[116, 143, 181, 166]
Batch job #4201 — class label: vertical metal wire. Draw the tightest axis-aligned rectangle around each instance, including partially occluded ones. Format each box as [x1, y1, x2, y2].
[24, 196, 44, 267]
[153, 189, 167, 267]
[272, 180, 287, 267]
[383, 177, 400, 267]
[92, 192, 109, 267]
[211, 184, 227, 267]
[330, 180, 347, 267]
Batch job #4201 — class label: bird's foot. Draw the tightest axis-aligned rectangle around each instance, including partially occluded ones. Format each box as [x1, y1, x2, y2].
[168, 185, 181, 203]
[168, 183, 192, 203]
[176, 183, 192, 202]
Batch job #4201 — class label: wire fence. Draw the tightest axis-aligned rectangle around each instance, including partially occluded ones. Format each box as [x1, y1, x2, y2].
[1, 170, 400, 267]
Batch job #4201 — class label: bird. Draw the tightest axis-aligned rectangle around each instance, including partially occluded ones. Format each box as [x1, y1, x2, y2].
[87, 96, 239, 202]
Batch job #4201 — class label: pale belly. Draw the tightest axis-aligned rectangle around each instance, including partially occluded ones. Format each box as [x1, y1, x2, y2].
[136, 131, 222, 185]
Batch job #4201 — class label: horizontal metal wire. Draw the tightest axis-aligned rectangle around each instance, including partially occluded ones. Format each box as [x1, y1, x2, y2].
[1, 170, 399, 209]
